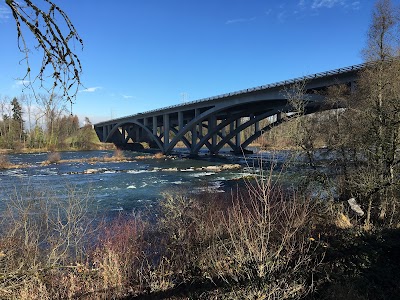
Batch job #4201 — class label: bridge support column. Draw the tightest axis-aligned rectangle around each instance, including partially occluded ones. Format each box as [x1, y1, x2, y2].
[230, 122, 234, 136]
[178, 111, 183, 130]
[103, 126, 107, 141]
[235, 118, 241, 149]
[191, 109, 200, 155]
[153, 116, 157, 135]
[135, 126, 139, 141]
[163, 114, 170, 151]
[127, 126, 133, 142]
[209, 115, 217, 154]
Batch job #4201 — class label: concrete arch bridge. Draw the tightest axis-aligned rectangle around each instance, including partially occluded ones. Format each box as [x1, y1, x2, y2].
[94, 64, 362, 156]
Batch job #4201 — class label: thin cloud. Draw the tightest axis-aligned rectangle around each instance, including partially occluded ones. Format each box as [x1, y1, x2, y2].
[12, 80, 30, 89]
[0, 6, 11, 20]
[348, 1, 360, 10]
[225, 17, 256, 25]
[277, 11, 287, 23]
[312, 0, 345, 9]
[122, 94, 134, 99]
[297, 0, 359, 10]
[298, 0, 306, 6]
[80, 86, 102, 93]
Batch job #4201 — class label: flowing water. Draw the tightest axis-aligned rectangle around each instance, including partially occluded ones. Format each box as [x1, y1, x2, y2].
[0, 150, 287, 217]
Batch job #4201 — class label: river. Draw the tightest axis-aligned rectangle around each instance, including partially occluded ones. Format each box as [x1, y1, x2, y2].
[0, 150, 290, 217]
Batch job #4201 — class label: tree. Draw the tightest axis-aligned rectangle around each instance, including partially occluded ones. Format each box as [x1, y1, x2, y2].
[11, 97, 25, 144]
[11, 97, 23, 124]
[73, 117, 95, 150]
[353, 0, 400, 228]
[319, 0, 400, 228]
[35, 93, 66, 147]
[284, 79, 319, 170]
[20, 94, 34, 133]
[5, 0, 83, 103]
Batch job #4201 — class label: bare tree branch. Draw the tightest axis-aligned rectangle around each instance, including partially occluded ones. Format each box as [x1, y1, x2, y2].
[5, 0, 83, 104]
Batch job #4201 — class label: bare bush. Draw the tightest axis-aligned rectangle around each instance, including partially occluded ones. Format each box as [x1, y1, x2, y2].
[197, 169, 323, 298]
[0, 155, 10, 169]
[91, 214, 148, 296]
[112, 149, 125, 160]
[0, 169, 327, 299]
[0, 185, 97, 298]
[157, 167, 325, 298]
[47, 151, 61, 164]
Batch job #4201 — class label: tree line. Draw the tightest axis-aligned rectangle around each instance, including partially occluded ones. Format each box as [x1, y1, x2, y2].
[0, 94, 96, 151]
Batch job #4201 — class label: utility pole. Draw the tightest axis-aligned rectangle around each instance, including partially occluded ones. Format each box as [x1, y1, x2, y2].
[181, 92, 189, 103]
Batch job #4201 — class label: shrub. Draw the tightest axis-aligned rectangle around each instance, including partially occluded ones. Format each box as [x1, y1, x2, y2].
[0, 155, 10, 169]
[47, 151, 61, 164]
[156, 172, 324, 298]
[0, 186, 97, 299]
[199, 184, 322, 298]
[0, 171, 328, 299]
[113, 149, 125, 160]
[91, 214, 148, 295]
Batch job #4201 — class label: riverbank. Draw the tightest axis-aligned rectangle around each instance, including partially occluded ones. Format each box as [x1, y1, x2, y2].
[1, 174, 398, 299]
[1, 149, 399, 299]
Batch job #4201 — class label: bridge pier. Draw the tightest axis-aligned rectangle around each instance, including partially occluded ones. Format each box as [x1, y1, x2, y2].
[163, 113, 170, 151]
[209, 116, 217, 154]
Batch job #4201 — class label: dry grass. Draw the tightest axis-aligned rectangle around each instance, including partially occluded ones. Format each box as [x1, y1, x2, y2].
[335, 213, 353, 229]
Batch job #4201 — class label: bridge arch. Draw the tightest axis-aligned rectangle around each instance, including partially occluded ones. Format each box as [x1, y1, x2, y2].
[107, 120, 164, 151]
[193, 108, 284, 154]
[165, 99, 289, 155]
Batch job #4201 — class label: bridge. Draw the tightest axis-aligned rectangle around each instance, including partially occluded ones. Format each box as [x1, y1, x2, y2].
[94, 63, 362, 156]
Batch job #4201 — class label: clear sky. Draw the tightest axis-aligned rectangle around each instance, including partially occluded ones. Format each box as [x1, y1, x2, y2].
[0, 0, 393, 124]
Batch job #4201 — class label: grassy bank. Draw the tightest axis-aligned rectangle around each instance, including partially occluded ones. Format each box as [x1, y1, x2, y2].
[1, 165, 398, 300]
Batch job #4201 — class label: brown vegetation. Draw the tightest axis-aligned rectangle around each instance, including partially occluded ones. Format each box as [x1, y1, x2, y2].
[0, 165, 329, 299]
[1, 1, 399, 298]
[1, 168, 397, 299]
[47, 152, 61, 164]
[0, 155, 11, 169]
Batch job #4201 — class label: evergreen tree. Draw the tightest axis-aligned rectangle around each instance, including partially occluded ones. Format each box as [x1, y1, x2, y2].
[11, 97, 25, 144]
[11, 98, 23, 123]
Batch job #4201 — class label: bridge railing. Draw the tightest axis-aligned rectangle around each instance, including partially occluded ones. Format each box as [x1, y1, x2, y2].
[95, 62, 366, 125]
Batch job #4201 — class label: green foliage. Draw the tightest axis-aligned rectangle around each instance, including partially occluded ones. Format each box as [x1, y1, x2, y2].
[0, 93, 99, 151]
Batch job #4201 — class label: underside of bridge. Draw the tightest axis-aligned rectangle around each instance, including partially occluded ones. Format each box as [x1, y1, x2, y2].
[94, 97, 320, 156]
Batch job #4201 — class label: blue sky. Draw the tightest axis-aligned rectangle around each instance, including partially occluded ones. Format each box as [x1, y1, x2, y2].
[0, 0, 390, 123]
